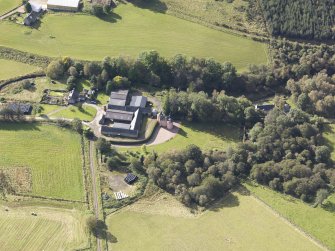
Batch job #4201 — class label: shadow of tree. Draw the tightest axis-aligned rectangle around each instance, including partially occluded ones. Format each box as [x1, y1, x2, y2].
[98, 11, 122, 23]
[322, 201, 335, 213]
[208, 192, 240, 212]
[129, 0, 168, 13]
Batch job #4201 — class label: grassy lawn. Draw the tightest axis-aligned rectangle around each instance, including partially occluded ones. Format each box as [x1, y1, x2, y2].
[245, 183, 335, 250]
[50, 104, 97, 121]
[126, 122, 241, 153]
[0, 4, 267, 70]
[0, 122, 84, 201]
[0, 59, 40, 81]
[0, 0, 21, 15]
[0, 77, 66, 103]
[107, 190, 322, 251]
[0, 205, 89, 251]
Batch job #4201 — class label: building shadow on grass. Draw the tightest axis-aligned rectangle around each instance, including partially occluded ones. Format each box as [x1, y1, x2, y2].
[208, 192, 239, 212]
[0, 121, 40, 131]
[129, 0, 167, 13]
[98, 12, 122, 23]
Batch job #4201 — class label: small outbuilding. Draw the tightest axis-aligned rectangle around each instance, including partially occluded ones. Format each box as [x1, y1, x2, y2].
[124, 173, 138, 184]
[47, 0, 80, 11]
[24, 10, 42, 26]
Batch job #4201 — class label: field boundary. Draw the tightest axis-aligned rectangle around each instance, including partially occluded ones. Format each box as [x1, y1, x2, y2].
[0, 72, 45, 90]
[247, 185, 331, 251]
[14, 192, 87, 204]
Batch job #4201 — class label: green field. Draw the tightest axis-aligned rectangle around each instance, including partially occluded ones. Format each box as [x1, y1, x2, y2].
[107, 190, 322, 251]
[0, 0, 21, 15]
[0, 77, 66, 103]
[0, 205, 89, 251]
[0, 59, 39, 81]
[245, 183, 335, 250]
[0, 122, 84, 200]
[50, 104, 97, 121]
[127, 122, 241, 153]
[0, 4, 267, 70]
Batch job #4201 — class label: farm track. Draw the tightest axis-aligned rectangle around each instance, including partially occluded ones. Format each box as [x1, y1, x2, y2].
[89, 141, 102, 251]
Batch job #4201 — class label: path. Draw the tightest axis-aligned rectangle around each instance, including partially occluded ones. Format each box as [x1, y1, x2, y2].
[89, 141, 102, 251]
[46, 105, 69, 116]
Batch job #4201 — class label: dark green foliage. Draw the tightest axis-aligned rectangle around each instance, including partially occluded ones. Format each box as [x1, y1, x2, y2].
[145, 147, 237, 207]
[161, 89, 257, 123]
[96, 138, 110, 154]
[260, 0, 335, 40]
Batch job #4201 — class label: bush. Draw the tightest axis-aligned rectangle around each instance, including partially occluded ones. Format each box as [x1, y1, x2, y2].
[46, 60, 65, 80]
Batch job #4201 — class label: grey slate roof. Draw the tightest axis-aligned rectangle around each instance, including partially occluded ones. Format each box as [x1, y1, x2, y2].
[105, 109, 133, 122]
[130, 96, 147, 108]
[108, 90, 129, 107]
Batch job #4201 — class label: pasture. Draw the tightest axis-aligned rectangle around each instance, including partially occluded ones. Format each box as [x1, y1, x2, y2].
[0, 122, 85, 201]
[127, 122, 241, 153]
[0, 4, 268, 70]
[0, 205, 89, 251]
[0, 59, 39, 81]
[0, 77, 66, 103]
[245, 183, 335, 250]
[107, 190, 322, 251]
[0, 0, 21, 15]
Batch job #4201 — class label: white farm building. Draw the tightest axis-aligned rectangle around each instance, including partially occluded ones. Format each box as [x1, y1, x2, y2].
[47, 0, 80, 11]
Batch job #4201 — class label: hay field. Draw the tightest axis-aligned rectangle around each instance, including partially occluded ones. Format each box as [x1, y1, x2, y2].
[0, 4, 268, 70]
[107, 190, 322, 251]
[0, 122, 85, 201]
[0, 205, 89, 251]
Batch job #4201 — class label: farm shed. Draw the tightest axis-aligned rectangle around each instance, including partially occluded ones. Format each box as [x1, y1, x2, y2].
[24, 10, 42, 26]
[124, 173, 138, 184]
[108, 90, 129, 107]
[47, 0, 80, 11]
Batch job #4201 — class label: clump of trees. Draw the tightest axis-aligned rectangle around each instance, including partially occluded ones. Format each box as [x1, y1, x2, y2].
[45, 51, 237, 95]
[162, 89, 262, 124]
[260, 0, 335, 40]
[287, 72, 335, 118]
[145, 145, 238, 207]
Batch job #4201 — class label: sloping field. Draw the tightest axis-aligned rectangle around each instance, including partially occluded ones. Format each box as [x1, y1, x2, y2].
[107, 191, 322, 251]
[246, 183, 335, 250]
[0, 122, 84, 201]
[51, 104, 97, 121]
[0, 0, 21, 15]
[0, 206, 89, 251]
[0, 59, 39, 80]
[0, 4, 267, 70]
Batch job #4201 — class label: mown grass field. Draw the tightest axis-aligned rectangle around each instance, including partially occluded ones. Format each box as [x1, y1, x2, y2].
[126, 122, 241, 153]
[0, 59, 39, 81]
[0, 77, 66, 103]
[0, 0, 21, 15]
[107, 190, 322, 251]
[0, 205, 89, 251]
[245, 183, 335, 250]
[0, 4, 267, 70]
[0, 122, 84, 200]
[50, 104, 97, 121]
